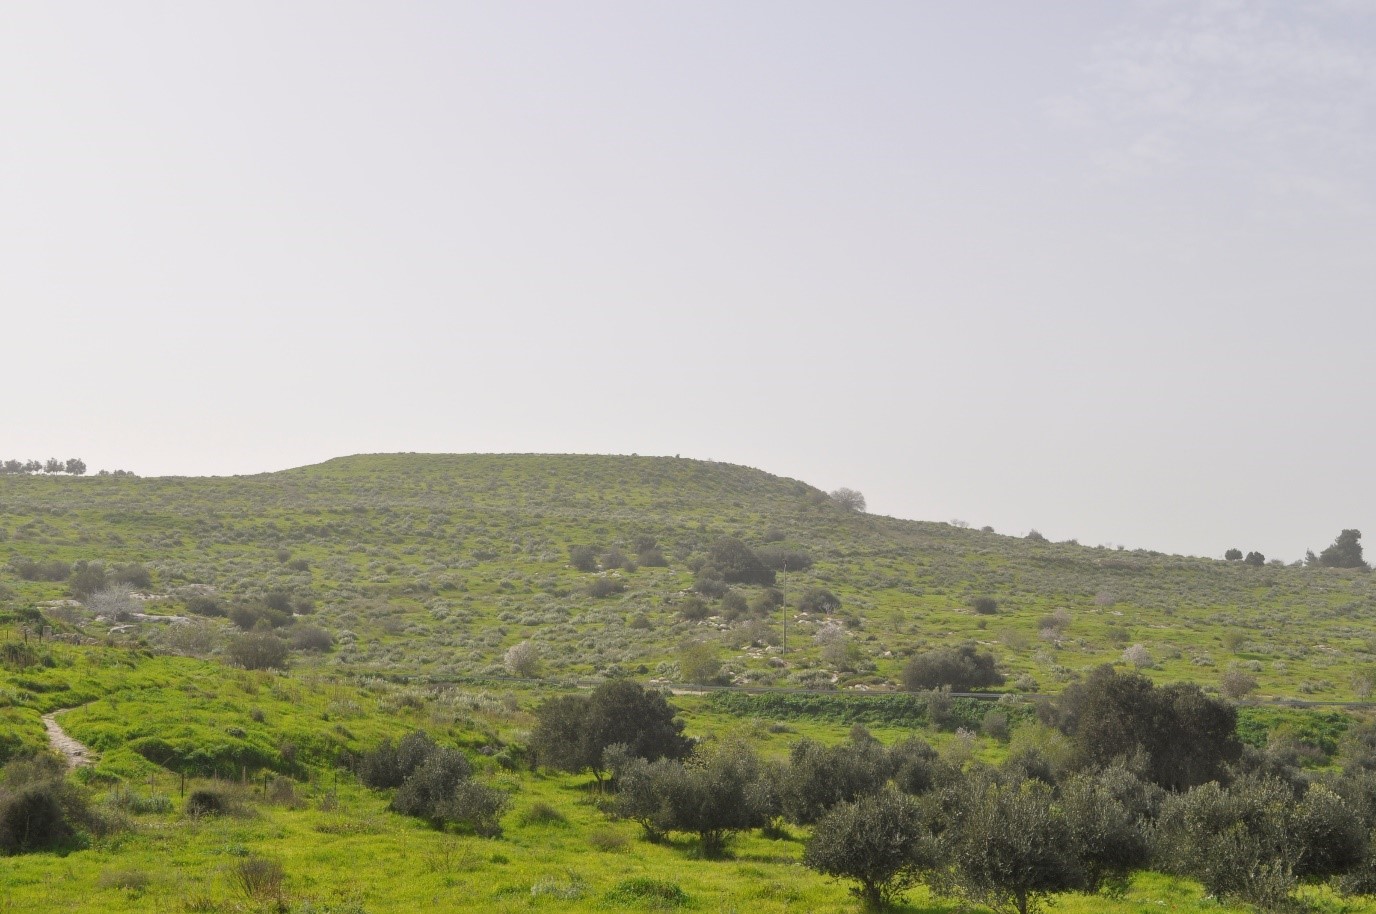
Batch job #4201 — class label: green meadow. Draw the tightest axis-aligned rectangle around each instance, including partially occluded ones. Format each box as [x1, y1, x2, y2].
[4, 454, 1376, 912]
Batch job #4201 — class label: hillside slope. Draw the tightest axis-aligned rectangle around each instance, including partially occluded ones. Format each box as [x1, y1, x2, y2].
[2, 453, 1373, 698]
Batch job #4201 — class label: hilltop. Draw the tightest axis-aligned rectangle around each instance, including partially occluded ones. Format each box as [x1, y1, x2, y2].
[2, 453, 1374, 699]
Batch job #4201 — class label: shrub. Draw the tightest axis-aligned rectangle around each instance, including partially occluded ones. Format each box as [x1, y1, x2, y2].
[829, 488, 866, 512]
[706, 537, 775, 586]
[605, 878, 688, 907]
[67, 562, 107, 599]
[798, 587, 840, 614]
[587, 826, 629, 852]
[971, 597, 999, 616]
[288, 624, 333, 652]
[516, 801, 567, 827]
[901, 645, 1004, 692]
[226, 630, 289, 670]
[530, 680, 690, 782]
[97, 869, 151, 892]
[568, 545, 599, 572]
[678, 597, 710, 621]
[392, 749, 474, 823]
[185, 595, 224, 617]
[0, 782, 76, 854]
[1220, 668, 1259, 701]
[231, 856, 286, 907]
[184, 789, 229, 818]
[586, 577, 625, 599]
[359, 731, 439, 790]
[442, 780, 510, 837]
[756, 547, 814, 572]
[503, 641, 541, 677]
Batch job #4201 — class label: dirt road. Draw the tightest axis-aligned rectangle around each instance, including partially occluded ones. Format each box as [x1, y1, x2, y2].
[42, 710, 95, 769]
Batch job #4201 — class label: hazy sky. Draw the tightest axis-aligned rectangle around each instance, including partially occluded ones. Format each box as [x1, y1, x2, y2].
[4, 1, 1374, 562]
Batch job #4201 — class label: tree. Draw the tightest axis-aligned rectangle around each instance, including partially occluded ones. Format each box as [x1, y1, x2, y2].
[614, 740, 768, 857]
[1224, 548, 1243, 561]
[43, 458, 62, 474]
[531, 680, 690, 783]
[781, 738, 891, 825]
[1154, 776, 1342, 910]
[1220, 668, 1259, 701]
[804, 788, 938, 909]
[939, 779, 1080, 914]
[902, 644, 1004, 692]
[1050, 666, 1240, 791]
[830, 488, 866, 512]
[1315, 529, 1369, 570]
[1244, 551, 1266, 566]
[63, 459, 86, 476]
[503, 641, 540, 677]
[705, 537, 774, 585]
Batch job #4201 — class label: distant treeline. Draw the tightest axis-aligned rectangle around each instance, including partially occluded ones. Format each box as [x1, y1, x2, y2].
[0, 458, 136, 477]
[1, 458, 86, 476]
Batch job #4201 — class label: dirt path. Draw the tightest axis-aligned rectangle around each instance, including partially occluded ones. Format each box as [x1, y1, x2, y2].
[42, 709, 95, 769]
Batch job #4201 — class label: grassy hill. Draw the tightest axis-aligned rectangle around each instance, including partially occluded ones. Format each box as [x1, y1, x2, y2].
[3, 452, 1374, 700]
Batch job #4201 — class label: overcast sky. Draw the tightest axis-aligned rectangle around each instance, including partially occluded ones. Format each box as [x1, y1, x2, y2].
[3, 1, 1373, 562]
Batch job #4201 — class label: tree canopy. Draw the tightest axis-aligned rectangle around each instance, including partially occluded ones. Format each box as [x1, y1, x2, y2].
[531, 680, 691, 782]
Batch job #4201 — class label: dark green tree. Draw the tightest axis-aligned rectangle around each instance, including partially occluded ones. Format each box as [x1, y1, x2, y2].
[1316, 529, 1369, 570]
[803, 787, 938, 909]
[531, 680, 690, 783]
[705, 537, 775, 585]
[1050, 666, 1239, 791]
[902, 644, 1004, 692]
[938, 779, 1079, 914]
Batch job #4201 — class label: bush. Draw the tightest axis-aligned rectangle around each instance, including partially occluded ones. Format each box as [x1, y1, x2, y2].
[392, 749, 474, 822]
[971, 597, 999, 616]
[830, 488, 866, 512]
[288, 624, 333, 652]
[358, 731, 439, 790]
[226, 630, 289, 670]
[902, 645, 1004, 692]
[231, 856, 286, 907]
[586, 577, 625, 599]
[706, 537, 775, 586]
[0, 783, 74, 854]
[568, 545, 599, 572]
[503, 641, 541, 677]
[587, 826, 629, 852]
[442, 779, 510, 837]
[516, 801, 567, 827]
[184, 789, 229, 818]
[678, 597, 710, 621]
[798, 587, 840, 614]
[185, 595, 224, 617]
[756, 547, 814, 572]
[605, 878, 688, 907]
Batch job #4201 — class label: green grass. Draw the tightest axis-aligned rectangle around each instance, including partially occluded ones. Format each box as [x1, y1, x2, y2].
[4, 454, 1376, 910]
[2, 452, 1374, 702]
[0, 642, 1372, 912]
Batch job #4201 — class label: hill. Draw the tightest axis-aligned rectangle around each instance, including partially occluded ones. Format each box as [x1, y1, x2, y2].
[3, 453, 1374, 700]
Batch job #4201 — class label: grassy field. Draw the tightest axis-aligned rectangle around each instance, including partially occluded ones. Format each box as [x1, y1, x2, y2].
[2, 453, 1374, 700]
[4, 454, 1376, 912]
[3, 641, 1372, 914]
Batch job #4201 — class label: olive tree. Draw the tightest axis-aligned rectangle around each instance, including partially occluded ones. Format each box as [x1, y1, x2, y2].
[803, 787, 937, 909]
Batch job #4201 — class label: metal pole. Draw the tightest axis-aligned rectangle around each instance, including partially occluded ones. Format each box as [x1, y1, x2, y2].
[781, 560, 787, 655]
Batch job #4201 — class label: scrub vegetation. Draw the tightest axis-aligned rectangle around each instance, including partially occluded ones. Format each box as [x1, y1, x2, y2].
[3, 452, 1376, 911]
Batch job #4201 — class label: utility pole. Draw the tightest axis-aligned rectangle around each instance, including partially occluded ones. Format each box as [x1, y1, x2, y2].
[781, 559, 788, 655]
